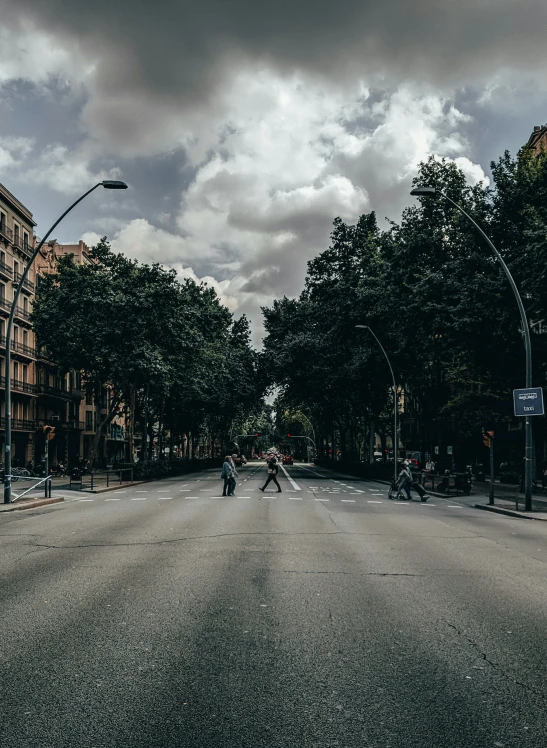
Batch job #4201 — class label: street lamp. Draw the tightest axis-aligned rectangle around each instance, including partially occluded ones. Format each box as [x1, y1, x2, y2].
[410, 185, 534, 511]
[3, 180, 128, 503]
[356, 325, 398, 484]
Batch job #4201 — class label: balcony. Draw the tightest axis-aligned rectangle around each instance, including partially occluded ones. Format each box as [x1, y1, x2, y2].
[0, 222, 13, 243]
[13, 271, 34, 294]
[14, 305, 32, 323]
[0, 417, 36, 431]
[12, 235, 32, 257]
[11, 340, 36, 358]
[0, 259, 13, 281]
[0, 337, 36, 359]
[36, 381, 72, 399]
[67, 419, 86, 430]
[0, 297, 11, 315]
[0, 376, 38, 394]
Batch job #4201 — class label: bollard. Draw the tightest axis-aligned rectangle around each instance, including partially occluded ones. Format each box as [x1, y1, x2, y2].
[107, 472, 110, 487]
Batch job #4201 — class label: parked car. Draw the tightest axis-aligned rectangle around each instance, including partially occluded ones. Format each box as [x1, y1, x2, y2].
[283, 455, 294, 465]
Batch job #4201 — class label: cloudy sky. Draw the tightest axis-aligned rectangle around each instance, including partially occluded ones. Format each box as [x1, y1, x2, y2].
[1, 0, 546, 344]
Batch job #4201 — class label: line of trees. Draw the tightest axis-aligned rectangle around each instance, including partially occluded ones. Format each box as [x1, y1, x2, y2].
[261, 146, 547, 475]
[32, 239, 266, 469]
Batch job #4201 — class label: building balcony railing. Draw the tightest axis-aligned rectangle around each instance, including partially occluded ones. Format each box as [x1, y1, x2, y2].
[67, 419, 86, 430]
[0, 297, 11, 315]
[0, 376, 38, 394]
[36, 381, 71, 398]
[11, 340, 36, 358]
[14, 305, 32, 322]
[12, 235, 32, 256]
[0, 417, 36, 431]
[0, 221, 13, 242]
[13, 271, 34, 293]
[0, 337, 36, 359]
[0, 260, 13, 280]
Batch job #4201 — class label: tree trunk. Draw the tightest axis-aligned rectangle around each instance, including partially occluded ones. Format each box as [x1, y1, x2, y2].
[128, 385, 135, 464]
[88, 388, 121, 468]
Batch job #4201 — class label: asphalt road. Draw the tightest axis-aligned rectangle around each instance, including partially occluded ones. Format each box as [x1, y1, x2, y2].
[1, 461, 547, 748]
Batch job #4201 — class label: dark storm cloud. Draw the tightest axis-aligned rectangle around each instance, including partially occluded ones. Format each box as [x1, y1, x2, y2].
[6, 0, 547, 107]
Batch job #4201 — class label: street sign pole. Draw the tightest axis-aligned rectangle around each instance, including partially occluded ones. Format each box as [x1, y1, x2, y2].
[489, 435, 494, 506]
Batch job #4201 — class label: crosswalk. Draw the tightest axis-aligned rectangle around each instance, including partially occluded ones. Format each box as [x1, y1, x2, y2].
[70, 488, 463, 511]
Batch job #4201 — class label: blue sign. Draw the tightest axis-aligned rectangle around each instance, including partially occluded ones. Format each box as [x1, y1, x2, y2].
[513, 387, 545, 416]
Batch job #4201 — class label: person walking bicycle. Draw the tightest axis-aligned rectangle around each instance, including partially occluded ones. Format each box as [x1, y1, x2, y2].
[229, 454, 238, 496]
[259, 453, 282, 493]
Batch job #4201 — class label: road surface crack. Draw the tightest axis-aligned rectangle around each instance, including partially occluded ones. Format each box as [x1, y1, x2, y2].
[443, 620, 547, 702]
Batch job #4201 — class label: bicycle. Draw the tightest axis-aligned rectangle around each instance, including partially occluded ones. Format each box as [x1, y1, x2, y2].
[11, 467, 31, 482]
[388, 478, 429, 502]
[388, 480, 411, 501]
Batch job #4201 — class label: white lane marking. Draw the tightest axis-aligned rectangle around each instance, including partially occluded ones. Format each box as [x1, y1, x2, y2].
[447, 505, 463, 508]
[136, 491, 148, 493]
[78, 499, 94, 502]
[422, 504, 436, 506]
[180, 489, 191, 491]
[372, 493, 384, 496]
[105, 498, 121, 501]
[289, 497, 302, 500]
[315, 498, 329, 502]
[349, 493, 362, 495]
[238, 496, 251, 499]
[113, 491, 126, 494]
[264, 496, 278, 499]
[157, 490, 170, 492]
[367, 500, 383, 504]
[279, 463, 301, 490]
[158, 497, 173, 500]
[132, 498, 147, 501]
[341, 499, 355, 503]
[186, 497, 199, 499]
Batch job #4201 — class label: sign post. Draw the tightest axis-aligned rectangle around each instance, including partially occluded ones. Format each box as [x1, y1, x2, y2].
[513, 388, 544, 417]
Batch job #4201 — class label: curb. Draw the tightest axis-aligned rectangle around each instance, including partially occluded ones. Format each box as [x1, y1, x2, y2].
[474, 503, 547, 521]
[0, 497, 64, 513]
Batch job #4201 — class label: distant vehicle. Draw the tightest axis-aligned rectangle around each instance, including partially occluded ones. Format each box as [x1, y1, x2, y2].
[234, 455, 247, 467]
[283, 455, 294, 465]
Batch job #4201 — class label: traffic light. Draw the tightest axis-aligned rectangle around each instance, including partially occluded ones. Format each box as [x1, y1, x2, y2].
[43, 425, 56, 440]
[482, 430, 494, 448]
[287, 433, 291, 438]
[254, 433, 258, 437]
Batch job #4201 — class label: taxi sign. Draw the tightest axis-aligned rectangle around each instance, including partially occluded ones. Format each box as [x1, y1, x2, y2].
[513, 387, 544, 416]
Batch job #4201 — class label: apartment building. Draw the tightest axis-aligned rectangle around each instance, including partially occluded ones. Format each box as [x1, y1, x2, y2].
[0, 183, 37, 467]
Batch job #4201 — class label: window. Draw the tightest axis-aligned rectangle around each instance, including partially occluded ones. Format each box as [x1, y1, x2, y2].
[14, 224, 19, 245]
[0, 250, 4, 266]
[22, 365, 28, 383]
[0, 212, 6, 231]
[23, 231, 29, 251]
[0, 282, 5, 299]
[85, 386, 93, 406]
[85, 410, 93, 431]
[13, 260, 19, 277]
[13, 361, 18, 381]
[23, 330, 28, 348]
[23, 296, 28, 314]
[13, 325, 18, 343]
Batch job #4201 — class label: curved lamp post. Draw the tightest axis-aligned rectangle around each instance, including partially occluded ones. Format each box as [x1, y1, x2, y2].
[4, 180, 128, 503]
[356, 325, 398, 484]
[410, 185, 534, 511]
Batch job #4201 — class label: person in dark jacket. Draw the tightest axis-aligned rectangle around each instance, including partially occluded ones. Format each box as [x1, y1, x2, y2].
[221, 456, 233, 497]
[259, 453, 282, 493]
